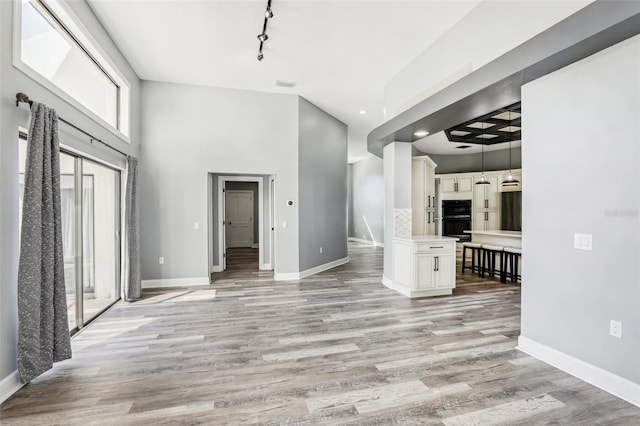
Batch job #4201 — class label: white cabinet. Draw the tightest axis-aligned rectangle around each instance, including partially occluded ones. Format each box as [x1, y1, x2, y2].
[389, 237, 457, 298]
[440, 174, 474, 200]
[416, 253, 455, 290]
[473, 174, 500, 209]
[473, 210, 500, 231]
[412, 156, 437, 235]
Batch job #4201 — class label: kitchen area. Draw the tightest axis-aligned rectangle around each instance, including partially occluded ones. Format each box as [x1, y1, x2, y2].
[384, 103, 523, 298]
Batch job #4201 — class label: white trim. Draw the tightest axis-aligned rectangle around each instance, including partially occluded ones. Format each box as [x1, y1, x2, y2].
[517, 336, 640, 408]
[260, 263, 271, 271]
[275, 257, 350, 281]
[274, 272, 300, 281]
[382, 275, 452, 298]
[0, 370, 25, 405]
[12, 0, 131, 141]
[251, 243, 259, 249]
[141, 276, 210, 289]
[299, 256, 349, 279]
[348, 237, 384, 247]
[211, 265, 223, 273]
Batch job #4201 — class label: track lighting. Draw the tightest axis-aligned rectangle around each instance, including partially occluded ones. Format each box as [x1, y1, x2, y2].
[256, 1, 274, 62]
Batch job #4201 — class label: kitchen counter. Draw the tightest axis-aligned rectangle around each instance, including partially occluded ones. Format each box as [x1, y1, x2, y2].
[395, 235, 459, 242]
[464, 230, 521, 248]
[384, 235, 457, 298]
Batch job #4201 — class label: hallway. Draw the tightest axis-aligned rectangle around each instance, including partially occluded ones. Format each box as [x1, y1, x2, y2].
[1, 243, 637, 424]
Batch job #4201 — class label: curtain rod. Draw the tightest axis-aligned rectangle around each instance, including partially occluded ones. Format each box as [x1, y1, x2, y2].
[15, 92, 128, 158]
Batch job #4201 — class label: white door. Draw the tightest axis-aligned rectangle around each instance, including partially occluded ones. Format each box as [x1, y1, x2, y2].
[225, 190, 254, 248]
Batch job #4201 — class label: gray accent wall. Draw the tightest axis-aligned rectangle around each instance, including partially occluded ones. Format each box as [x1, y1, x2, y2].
[140, 81, 299, 280]
[429, 147, 522, 174]
[351, 155, 384, 244]
[521, 34, 640, 384]
[0, 0, 141, 392]
[298, 97, 348, 271]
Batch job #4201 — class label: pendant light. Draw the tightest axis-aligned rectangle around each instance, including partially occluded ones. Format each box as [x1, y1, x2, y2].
[476, 122, 490, 185]
[502, 109, 520, 187]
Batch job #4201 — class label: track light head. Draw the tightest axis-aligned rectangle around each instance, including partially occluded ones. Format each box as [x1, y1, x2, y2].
[257, 51, 264, 61]
[257, 33, 269, 42]
[265, 8, 273, 19]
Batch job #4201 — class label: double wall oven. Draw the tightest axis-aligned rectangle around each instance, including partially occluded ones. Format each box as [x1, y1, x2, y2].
[442, 200, 472, 242]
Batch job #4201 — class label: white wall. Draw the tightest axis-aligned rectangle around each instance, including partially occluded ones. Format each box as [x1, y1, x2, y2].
[139, 81, 300, 280]
[384, 0, 591, 119]
[383, 143, 412, 280]
[520, 35, 639, 388]
[0, 0, 140, 399]
[351, 154, 384, 245]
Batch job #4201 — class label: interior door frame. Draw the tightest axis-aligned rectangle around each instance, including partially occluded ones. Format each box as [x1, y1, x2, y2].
[216, 175, 265, 271]
[225, 190, 255, 248]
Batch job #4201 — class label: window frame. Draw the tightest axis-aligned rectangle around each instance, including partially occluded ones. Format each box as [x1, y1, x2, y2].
[13, 0, 131, 141]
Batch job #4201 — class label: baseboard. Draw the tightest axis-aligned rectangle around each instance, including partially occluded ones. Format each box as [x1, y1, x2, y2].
[274, 272, 300, 281]
[517, 336, 640, 407]
[259, 263, 272, 271]
[382, 275, 394, 289]
[211, 265, 223, 273]
[299, 257, 349, 279]
[251, 243, 259, 249]
[275, 257, 350, 281]
[141, 276, 210, 289]
[0, 370, 24, 404]
[348, 237, 384, 248]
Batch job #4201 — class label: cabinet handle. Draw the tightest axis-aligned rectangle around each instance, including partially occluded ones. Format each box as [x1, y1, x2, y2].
[436, 256, 439, 271]
[455, 182, 458, 192]
[430, 246, 444, 249]
[485, 212, 488, 221]
[428, 211, 431, 224]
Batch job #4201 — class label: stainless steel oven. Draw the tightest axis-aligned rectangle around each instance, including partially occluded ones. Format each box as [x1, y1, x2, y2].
[442, 200, 472, 241]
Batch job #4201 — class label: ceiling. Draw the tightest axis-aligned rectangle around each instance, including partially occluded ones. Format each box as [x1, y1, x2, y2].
[87, 0, 481, 162]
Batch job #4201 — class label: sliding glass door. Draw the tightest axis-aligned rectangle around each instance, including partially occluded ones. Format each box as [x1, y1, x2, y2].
[19, 134, 121, 334]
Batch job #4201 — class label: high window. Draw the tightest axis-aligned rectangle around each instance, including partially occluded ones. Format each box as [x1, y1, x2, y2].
[15, 0, 130, 137]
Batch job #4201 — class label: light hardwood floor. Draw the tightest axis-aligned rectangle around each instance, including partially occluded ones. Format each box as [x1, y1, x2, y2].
[1, 242, 638, 425]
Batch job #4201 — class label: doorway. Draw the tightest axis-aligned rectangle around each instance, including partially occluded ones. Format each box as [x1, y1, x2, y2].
[209, 174, 275, 276]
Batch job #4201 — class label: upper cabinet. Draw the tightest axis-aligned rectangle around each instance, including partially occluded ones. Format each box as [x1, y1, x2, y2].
[412, 156, 437, 235]
[441, 175, 473, 199]
[437, 169, 522, 231]
[473, 174, 500, 210]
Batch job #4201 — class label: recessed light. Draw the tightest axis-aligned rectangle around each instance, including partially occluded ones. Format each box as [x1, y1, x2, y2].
[359, 110, 367, 115]
[414, 130, 429, 137]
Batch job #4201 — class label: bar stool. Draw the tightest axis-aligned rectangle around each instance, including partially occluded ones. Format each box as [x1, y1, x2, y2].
[461, 242, 482, 275]
[481, 244, 504, 279]
[502, 246, 522, 283]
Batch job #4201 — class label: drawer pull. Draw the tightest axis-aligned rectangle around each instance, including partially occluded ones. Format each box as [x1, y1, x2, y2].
[429, 246, 444, 249]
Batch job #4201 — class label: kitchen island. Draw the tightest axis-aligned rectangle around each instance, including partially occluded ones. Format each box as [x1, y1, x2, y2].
[384, 235, 458, 298]
[464, 230, 522, 249]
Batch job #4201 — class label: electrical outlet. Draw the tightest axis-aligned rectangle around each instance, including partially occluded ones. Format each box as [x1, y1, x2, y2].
[610, 320, 622, 338]
[319, 247, 323, 253]
[159, 257, 164, 265]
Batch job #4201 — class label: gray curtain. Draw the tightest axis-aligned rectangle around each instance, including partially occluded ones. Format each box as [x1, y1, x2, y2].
[124, 155, 141, 301]
[18, 103, 72, 383]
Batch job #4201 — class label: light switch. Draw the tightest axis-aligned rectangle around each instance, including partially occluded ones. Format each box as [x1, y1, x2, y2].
[574, 233, 592, 251]
[194, 222, 199, 230]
